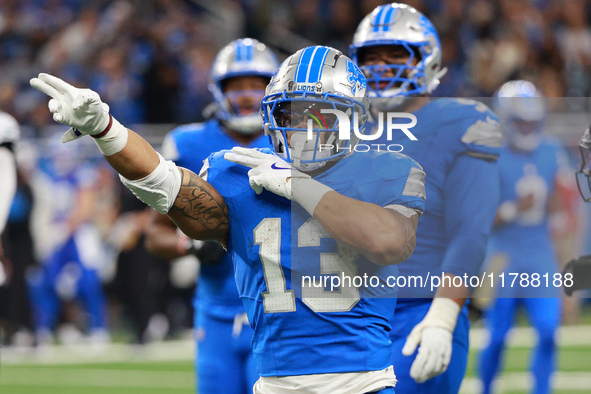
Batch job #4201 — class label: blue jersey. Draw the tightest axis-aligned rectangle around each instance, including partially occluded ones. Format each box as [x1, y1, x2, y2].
[162, 119, 269, 319]
[204, 148, 425, 377]
[375, 98, 502, 298]
[488, 138, 565, 275]
[37, 158, 97, 225]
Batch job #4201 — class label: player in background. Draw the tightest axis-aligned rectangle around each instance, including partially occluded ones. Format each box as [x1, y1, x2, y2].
[27, 136, 109, 346]
[31, 45, 425, 393]
[577, 125, 591, 202]
[144, 38, 278, 394]
[479, 81, 567, 394]
[0, 111, 20, 289]
[350, 4, 501, 393]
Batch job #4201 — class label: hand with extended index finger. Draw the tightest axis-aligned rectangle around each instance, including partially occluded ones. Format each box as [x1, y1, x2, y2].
[30, 73, 111, 142]
[224, 147, 310, 199]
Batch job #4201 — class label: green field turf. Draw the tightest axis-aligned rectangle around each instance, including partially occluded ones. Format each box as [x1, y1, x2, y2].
[1, 337, 590, 393]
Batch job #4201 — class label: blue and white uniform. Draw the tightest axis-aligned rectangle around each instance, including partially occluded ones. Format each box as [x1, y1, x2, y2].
[27, 156, 108, 337]
[479, 138, 565, 394]
[162, 119, 268, 394]
[374, 98, 501, 393]
[203, 148, 425, 384]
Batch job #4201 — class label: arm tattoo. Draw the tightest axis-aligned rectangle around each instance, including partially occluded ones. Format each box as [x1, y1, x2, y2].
[169, 168, 229, 232]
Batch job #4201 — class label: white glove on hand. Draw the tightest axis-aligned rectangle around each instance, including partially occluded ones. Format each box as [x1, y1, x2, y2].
[30, 73, 110, 141]
[401, 298, 461, 383]
[224, 147, 334, 215]
[224, 147, 308, 199]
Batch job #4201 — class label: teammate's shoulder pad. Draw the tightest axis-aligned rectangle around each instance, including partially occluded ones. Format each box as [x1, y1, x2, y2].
[437, 98, 502, 160]
[0, 111, 20, 144]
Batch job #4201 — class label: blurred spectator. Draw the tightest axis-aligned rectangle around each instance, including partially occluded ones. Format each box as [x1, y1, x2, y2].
[2, 0, 589, 130]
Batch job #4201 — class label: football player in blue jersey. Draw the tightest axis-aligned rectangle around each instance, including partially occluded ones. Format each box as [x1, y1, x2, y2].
[31, 45, 426, 393]
[144, 38, 278, 394]
[27, 137, 109, 346]
[350, 4, 501, 393]
[479, 81, 565, 394]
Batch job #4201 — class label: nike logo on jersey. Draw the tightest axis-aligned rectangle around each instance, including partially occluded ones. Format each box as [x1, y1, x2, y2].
[271, 163, 291, 170]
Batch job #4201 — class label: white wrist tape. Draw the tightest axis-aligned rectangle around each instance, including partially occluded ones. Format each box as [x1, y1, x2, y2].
[119, 153, 181, 214]
[423, 298, 461, 333]
[291, 177, 334, 216]
[498, 200, 518, 223]
[92, 116, 128, 156]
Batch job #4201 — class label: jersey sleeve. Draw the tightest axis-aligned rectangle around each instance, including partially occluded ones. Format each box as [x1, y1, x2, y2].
[441, 153, 500, 278]
[455, 99, 503, 161]
[161, 132, 180, 162]
[200, 150, 234, 198]
[370, 153, 426, 216]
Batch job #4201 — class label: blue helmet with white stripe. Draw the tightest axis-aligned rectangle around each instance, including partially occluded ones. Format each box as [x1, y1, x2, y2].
[494, 80, 546, 152]
[262, 46, 369, 171]
[350, 3, 446, 108]
[209, 38, 279, 134]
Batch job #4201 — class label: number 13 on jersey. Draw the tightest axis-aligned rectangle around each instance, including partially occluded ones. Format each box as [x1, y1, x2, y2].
[254, 218, 361, 314]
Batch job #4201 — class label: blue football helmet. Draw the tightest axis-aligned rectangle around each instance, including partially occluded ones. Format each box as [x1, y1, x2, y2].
[209, 38, 279, 134]
[261, 46, 369, 172]
[495, 80, 546, 152]
[349, 3, 446, 109]
[577, 125, 591, 202]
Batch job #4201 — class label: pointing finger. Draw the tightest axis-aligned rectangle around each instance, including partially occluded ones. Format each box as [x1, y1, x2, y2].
[224, 152, 262, 168]
[30, 78, 61, 100]
[231, 147, 271, 160]
[38, 73, 77, 98]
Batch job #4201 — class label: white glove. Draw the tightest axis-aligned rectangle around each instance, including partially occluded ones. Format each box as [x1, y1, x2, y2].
[224, 147, 333, 215]
[224, 147, 306, 199]
[30, 73, 127, 155]
[401, 298, 461, 383]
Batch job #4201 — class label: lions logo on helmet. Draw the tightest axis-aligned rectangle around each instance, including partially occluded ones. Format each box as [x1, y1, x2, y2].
[261, 46, 369, 172]
[349, 3, 446, 108]
[209, 38, 279, 135]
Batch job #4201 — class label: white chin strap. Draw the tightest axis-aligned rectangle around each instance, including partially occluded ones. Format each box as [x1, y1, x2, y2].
[226, 114, 263, 135]
[289, 132, 331, 172]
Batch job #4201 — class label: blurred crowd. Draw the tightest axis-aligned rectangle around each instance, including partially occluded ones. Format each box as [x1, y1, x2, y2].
[1, 0, 591, 347]
[0, 0, 590, 136]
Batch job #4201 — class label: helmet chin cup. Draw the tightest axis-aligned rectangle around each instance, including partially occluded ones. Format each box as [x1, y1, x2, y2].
[225, 114, 263, 135]
[369, 95, 408, 113]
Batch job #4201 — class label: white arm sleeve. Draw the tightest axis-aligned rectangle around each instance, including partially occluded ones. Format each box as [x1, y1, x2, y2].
[0, 147, 16, 233]
[119, 153, 182, 214]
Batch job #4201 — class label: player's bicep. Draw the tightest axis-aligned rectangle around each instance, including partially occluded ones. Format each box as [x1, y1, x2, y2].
[167, 167, 229, 242]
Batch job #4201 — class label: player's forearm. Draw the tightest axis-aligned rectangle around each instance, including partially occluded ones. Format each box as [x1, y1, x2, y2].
[313, 192, 417, 265]
[103, 129, 160, 180]
[433, 273, 469, 307]
[145, 212, 187, 260]
[105, 130, 229, 242]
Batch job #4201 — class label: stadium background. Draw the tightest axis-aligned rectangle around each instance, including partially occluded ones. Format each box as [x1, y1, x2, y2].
[1, 0, 591, 393]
